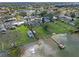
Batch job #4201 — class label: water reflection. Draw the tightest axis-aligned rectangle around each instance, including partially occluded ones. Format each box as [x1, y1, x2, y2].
[0, 33, 79, 57]
[57, 33, 79, 57]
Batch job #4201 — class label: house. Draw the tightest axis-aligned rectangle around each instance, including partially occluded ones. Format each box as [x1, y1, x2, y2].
[24, 16, 42, 26]
[27, 30, 36, 38]
[53, 16, 58, 20]
[59, 14, 76, 26]
[4, 17, 16, 22]
[41, 17, 50, 23]
[4, 18, 25, 29]
[0, 9, 8, 14]
[13, 21, 25, 26]
[4, 22, 16, 30]
[17, 10, 35, 16]
[4, 19, 16, 30]
[2, 15, 15, 22]
[24, 16, 30, 21]
[59, 14, 73, 22]
[75, 12, 79, 18]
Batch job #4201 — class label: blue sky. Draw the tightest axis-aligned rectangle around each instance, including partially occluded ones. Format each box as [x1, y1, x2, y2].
[0, 0, 78, 2]
[0, 0, 52, 2]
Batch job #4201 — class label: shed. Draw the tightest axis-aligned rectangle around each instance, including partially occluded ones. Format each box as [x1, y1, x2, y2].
[27, 30, 36, 38]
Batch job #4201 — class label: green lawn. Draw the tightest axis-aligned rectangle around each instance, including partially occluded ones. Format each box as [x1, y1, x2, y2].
[33, 20, 76, 38]
[0, 20, 76, 56]
[0, 20, 75, 52]
[12, 25, 35, 46]
[47, 21, 76, 33]
[11, 20, 76, 46]
[7, 20, 77, 56]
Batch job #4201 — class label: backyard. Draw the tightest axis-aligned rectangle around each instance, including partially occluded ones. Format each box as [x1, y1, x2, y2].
[0, 20, 76, 52]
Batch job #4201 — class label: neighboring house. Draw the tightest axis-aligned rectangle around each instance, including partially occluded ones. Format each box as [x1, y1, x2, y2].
[0, 9, 8, 14]
[42, 17, 50, 23]
[4, 19, 16, 29]
[53, 16, 58, 20]
[31, 20, 41, 26]
[24, 16, 30, 21]
[13, 21, 25, 26]
[24, 16, 42, 26]
[75, 12, 79, 18]
[4, 19, 25, 29]
[24, 16, 52, 26]
[24, 16, 41, 21]
[2, 15, 15, 22]
[59, 14, 76, 26]
[17, 10, 35, 16]
[59, 14, 73, 22]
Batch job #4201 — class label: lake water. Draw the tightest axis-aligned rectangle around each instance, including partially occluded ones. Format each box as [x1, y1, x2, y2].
[55, 33, 79, 57]
[0, 33, 79, 57]
[20, 33, 79, 57]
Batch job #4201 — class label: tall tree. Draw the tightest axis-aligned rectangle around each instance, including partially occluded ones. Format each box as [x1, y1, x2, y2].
[39, 11, 47, 17]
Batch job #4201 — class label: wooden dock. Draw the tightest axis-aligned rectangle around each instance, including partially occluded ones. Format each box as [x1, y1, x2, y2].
[42, 36, 65, 49]
[50, 37, 65, 49]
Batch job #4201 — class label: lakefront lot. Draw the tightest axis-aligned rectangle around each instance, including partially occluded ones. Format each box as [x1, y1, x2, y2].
[0, 20, 75, 50]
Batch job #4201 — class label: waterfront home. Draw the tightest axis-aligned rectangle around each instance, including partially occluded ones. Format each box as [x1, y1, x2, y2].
[59, 14, 73, 22]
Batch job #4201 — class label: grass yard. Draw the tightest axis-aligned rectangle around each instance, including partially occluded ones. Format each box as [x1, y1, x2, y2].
[13, 25, 36, 46]
[33, 20, 76, 38]
[7, 20, 77, 56]
[0, 20, 76, 52]
[47, 21, 76, 33]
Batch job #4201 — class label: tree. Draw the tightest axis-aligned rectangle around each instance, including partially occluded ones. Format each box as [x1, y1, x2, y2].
[15, 13, 21, 21]
[19, 12, 27, 17]
[75, 19, 79, 29]
[15, 12, 24, 21]
[8, 46, 21, 57]
[39, 11, 47, 17]
[70, 12, 75, 18]
[46, 13, 54, 22]
[42, 23, 49, 32]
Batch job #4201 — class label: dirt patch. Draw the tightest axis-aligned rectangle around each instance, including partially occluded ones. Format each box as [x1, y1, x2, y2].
[21, 40, 57, 57]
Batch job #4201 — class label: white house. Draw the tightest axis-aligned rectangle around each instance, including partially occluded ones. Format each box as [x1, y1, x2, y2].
[27, 30, 36, 38]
